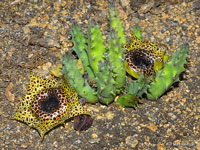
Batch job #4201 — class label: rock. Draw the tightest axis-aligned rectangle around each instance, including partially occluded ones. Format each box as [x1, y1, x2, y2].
[106, 111, 115, 120]
[120, 0, 130, 8]
[74, 115, 93, 131]
[168, 112, 177, 120]
[138, 1, 155, 14]
[28, 35, 60, 48]
[125, 136, 138, 148]
[130, 0, 146, 12]
[88, 138, 100, 144]
[191, 0, 200, 11]
[5, 82, 15, 102]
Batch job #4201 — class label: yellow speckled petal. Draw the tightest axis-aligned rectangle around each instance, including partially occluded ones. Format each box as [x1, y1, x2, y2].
[125, 61, 140, 79]
[68, 100, 91, 119]
[126, 34, 143, 50]
[28, 74, 63, 93]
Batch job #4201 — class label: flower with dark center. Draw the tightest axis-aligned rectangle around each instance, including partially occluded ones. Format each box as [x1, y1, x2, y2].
[12, 74, 90, 140]
[125, 33, 169, 79]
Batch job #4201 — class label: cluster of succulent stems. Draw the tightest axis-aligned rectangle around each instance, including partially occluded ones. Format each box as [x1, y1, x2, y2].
[61, 7, 189, 108]
[12, 7, 189, 140]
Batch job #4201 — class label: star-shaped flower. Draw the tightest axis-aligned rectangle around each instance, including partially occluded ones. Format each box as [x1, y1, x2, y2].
[125, 33, 169, 79]
[12, 74, 90, 140]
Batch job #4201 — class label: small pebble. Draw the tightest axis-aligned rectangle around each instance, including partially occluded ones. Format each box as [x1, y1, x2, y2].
[89, 138, 100, 144]
[126, 136, 139, 148]
[168, 113, 177, 120]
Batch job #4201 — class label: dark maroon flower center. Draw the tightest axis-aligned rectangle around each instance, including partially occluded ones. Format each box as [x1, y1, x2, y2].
[131, 50, 153, 68]
[41, 95, 60, 113]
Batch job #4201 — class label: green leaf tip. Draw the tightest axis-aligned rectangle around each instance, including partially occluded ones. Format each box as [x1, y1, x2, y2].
[133, 26, 144, 42]
[109, 7, 126, 45]
[116, 75, 145, 108]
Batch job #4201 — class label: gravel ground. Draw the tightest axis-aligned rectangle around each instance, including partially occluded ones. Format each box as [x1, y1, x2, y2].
[0, 0, 200, 149]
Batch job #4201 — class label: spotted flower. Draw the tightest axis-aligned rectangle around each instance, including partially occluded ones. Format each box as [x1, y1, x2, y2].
[12, 74, 90, 140]
[125, 33, 169, 79]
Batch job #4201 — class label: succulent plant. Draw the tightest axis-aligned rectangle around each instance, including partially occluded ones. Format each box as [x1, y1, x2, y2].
[86, 22, 117, 105]
[117, 43, 189, 107]
[12, 5, 191, 143]
[117, 26, 189, 107]
[61, 7, 189, 108]
[61, 8, 126, 105]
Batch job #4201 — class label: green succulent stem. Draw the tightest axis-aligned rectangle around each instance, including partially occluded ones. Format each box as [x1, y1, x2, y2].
[95, 61, 116, 105]
[133, 26, 144, 42]
[62, 53, 98, 103]
[86, 22, 116, 105]
[71, 23, 95, 79]
[109, 7, 126, 45]
[108, 31, 126, 91]
[87, 23, 107, 73]
[146, 44, 189, 100]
